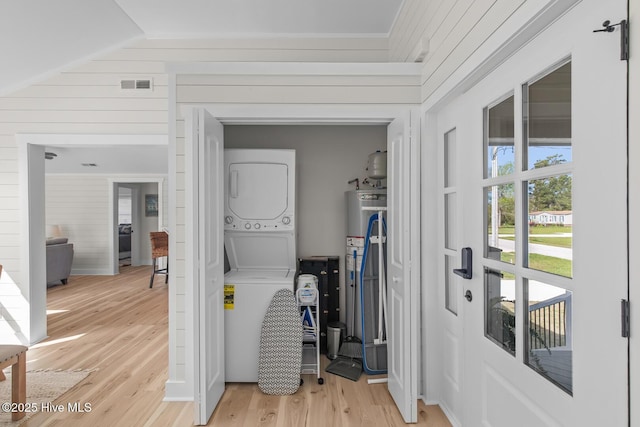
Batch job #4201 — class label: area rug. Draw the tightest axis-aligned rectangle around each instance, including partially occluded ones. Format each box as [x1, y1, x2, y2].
[0, 369, 91, 426]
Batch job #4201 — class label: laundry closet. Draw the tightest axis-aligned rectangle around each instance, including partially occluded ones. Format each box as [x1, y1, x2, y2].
[223, 124, 387, 381]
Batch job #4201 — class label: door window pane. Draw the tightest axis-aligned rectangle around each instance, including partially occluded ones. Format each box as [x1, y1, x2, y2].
[484, 95, 515, 178]
[485, 268, 516, 355]
[523, 62, 572, 170]
[526, 175, 572, 277]
[445, 256, 458, 315]
[445, 129, 457, 187]
[525, 280, 573, 394]
[445, 193, 457, 250]
[485, 185, 515, 264]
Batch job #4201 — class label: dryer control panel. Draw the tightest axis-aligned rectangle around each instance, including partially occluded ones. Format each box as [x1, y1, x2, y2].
[224, 213, 295, 231]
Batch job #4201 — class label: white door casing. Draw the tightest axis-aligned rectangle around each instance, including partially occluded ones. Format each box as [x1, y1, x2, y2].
[192, 108, 226, 425]
[435, 1, 628, 425]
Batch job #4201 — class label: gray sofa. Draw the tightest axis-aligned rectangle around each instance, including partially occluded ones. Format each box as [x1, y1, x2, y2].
[46, 237, 74, 286]
[119, 223, 132, 259]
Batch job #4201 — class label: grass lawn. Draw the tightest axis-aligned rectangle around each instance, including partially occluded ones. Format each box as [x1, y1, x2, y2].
[496, 225, 572, 248]
[499, 252, 572, 278]
[530, 225, 572, 235]
[528, 236, 572, 248]
[498, 225, 572, 235]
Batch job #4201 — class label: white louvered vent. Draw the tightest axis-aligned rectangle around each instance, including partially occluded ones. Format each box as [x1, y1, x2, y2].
[120, 78, 153, 91]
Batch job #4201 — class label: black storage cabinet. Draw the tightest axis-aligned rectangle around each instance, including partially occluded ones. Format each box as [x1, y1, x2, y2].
[297, 256, 340, 354]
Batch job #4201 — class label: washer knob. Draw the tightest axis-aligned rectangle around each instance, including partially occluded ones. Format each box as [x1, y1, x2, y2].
[244, 223, 251, 230]
[282, 216, 291, 225]
[224, 216, 233, 224]
[254, 223, 261, 229]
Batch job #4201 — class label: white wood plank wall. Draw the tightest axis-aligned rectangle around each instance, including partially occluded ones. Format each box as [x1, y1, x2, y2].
[389, 0, 526, 101]
[45, 175, 112, 275]
[0, 37, 388, 279]
[0, 35, 390, 382]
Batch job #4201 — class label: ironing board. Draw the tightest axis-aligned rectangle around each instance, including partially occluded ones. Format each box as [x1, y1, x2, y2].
[258, 288, 303, 395]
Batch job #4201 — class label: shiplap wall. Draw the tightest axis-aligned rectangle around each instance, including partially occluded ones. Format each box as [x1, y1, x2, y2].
[0, 35, 392, 369]
[45, 176, 111, 275]
[0, 37, 387, 282]
[389, 0, 527, 101]
[44, 177, 168, 274]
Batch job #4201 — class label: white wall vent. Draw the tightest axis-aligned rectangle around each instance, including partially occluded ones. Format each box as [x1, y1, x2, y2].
[120, 78, 153, 91]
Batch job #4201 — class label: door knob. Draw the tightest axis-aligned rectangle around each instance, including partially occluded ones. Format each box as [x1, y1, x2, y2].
[465, 290, 473, 302]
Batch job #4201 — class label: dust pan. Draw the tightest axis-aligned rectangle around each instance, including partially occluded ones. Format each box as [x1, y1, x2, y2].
[325, 357, 362, 382]
[338, 338, 363, 359]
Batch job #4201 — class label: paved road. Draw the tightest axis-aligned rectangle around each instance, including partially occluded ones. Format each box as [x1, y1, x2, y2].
[495, 237, 572, 260]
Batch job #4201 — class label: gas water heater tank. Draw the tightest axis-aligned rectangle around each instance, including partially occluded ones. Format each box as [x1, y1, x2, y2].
[367, 151, 387, 180]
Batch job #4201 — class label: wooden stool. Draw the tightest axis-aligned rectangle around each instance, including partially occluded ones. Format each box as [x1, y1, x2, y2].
[149, 232, 169, 288]
[0, 345, 27, 421]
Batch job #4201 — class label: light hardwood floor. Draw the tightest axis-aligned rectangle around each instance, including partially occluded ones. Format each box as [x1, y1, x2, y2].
[19, 266, 451, 426]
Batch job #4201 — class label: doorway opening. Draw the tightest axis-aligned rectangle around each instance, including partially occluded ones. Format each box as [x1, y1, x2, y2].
[112, 180, 163, 273]
[17, 133, 167, 343]
[184, 106, 420, 424]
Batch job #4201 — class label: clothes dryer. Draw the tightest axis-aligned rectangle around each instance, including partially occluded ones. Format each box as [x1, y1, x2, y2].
[224, 149, 295, 233]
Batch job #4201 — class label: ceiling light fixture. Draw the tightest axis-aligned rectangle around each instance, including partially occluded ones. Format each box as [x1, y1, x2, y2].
[44, 152, 57, 160]
[81, 163, 98, 167]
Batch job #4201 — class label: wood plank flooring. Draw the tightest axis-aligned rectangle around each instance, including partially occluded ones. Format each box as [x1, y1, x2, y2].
[17, 266, 451, 426]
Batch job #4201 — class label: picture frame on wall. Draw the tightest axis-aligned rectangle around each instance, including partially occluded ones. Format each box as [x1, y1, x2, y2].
[145, 194, 158, 217]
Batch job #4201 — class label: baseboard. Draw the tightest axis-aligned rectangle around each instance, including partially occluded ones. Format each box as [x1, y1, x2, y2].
[164, 380, 193, 402]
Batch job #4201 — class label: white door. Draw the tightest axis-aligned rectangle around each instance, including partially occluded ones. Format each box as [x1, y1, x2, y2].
[387, 113, 418, 423]
[439, 1, 628, 425]
[435, 123, 465, 425]
[194, 108, 226, 424]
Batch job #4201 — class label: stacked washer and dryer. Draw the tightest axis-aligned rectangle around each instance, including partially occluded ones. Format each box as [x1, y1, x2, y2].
[223, 149, 297, 382]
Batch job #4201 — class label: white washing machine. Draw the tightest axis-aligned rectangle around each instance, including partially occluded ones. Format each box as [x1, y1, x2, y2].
[223, 149, 296, 382]
[224, 267, 295, 382]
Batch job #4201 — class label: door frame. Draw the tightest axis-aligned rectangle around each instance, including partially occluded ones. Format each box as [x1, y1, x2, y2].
[109, 178, 165, 273]
[182, 103, 421, 422]
[16, 133, 166, 345]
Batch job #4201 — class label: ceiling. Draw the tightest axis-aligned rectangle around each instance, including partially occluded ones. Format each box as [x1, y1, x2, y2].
[116, 0, 404, 37]
[44, 145, 168, 174]
[9, 0, 403, 175]
[2, 0, 404, 96]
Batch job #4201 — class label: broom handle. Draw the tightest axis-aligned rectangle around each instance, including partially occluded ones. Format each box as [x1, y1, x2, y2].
[377, 212, 388, 342]
[352, 249, 357, 335]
